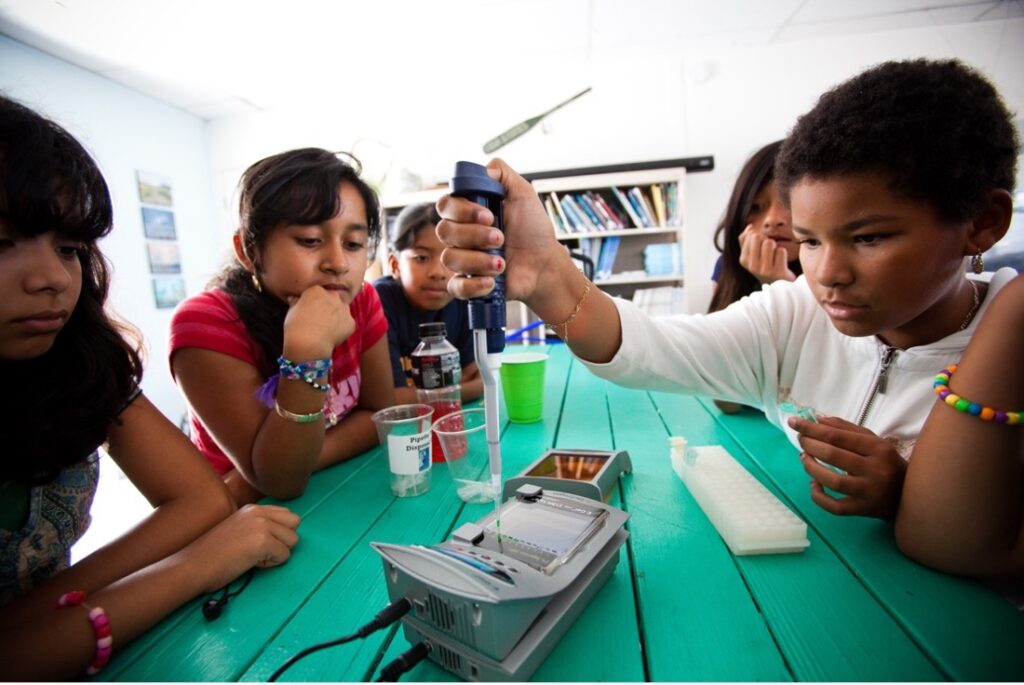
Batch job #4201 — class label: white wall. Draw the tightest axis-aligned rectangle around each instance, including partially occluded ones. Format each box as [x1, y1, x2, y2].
[3, 15, 1021, 391]
[0, 35, 223, 423]
[206, 17, 1023, 313]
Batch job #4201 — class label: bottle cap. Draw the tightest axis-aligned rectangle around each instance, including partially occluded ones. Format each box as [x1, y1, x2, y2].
[419, 322, 447, 338]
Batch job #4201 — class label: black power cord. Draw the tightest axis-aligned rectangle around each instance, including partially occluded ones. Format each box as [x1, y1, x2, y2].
[375, 641, 431, 682]
[202, 568, 256, 620]
[268, 598, 412, 682]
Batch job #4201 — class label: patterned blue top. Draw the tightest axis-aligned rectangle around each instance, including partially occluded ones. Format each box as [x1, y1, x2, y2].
[0, 456, 100, 606]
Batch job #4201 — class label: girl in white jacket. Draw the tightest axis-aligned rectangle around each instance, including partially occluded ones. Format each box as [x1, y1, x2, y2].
[436, 58, 1018, 521]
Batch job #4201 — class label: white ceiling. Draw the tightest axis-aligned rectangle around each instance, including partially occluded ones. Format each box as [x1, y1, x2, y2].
[1, 0, 1020, 121]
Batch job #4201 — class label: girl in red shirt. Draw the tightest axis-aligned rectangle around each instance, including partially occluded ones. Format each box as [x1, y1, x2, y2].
[170, 148, 394, 503]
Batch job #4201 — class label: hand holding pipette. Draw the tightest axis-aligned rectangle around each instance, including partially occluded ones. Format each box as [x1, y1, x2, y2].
[449, 162, 506, 509]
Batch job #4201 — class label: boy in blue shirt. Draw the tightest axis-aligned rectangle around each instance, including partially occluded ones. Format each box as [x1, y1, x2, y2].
[374, 203, 482, 403]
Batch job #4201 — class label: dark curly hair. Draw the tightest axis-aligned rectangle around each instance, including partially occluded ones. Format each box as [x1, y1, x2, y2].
[0, 94, 143, 484]
[211, 147, 382, 373]
[709, 140, 801, 313]
[388, 202, 440, 253]
[776, 58, 1019, 223]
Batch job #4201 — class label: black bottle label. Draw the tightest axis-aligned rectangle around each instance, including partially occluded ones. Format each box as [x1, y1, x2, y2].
[411, 351, 461, 389]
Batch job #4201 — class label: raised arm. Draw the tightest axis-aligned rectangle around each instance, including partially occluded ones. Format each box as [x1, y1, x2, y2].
[173, 286, 352, 499]
[436, 158, 623, 364]
[895, 274, 1024, 577]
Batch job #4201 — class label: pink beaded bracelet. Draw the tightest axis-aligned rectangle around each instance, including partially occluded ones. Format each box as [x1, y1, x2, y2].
[55, 590, 113, 674]
[933, 364, 1022, 424]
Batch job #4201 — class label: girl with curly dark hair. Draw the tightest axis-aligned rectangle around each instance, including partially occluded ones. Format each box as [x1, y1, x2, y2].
[0, 95, 299, 680]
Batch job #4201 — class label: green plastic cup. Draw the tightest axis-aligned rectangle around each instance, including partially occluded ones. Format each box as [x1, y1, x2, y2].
[499, 352, 548, 423]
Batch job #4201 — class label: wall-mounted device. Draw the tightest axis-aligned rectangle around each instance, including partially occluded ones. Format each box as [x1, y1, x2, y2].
[372, 486, 630, 681]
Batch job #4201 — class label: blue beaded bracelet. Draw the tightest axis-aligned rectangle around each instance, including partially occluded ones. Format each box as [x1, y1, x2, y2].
[933, 364, 1021, 425]
[277, 356, 331, 392]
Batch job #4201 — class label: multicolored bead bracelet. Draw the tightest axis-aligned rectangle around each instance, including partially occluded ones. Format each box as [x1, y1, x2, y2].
[277, 355, 331, 392]
[933, 364, 1021, 424]
[55, 590, 113, 674]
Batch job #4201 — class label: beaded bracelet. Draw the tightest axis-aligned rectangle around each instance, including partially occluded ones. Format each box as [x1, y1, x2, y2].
[55, 590, 113, 674]
[277, 355, 331, 392]
[933, 364, 1022, 424]
[274, 400, 324, 424]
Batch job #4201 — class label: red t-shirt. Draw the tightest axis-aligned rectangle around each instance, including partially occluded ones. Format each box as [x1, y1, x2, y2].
[169, 283, 388, 474]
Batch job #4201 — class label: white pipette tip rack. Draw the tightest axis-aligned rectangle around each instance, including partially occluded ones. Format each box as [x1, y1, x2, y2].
[669, 437, 809, 556]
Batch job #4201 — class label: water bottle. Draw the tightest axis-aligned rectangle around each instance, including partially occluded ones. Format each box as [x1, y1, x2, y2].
[410, 322, 462, 462]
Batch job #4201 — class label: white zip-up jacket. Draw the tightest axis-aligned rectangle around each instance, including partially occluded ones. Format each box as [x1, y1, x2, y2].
[580, 268, 1017, 458]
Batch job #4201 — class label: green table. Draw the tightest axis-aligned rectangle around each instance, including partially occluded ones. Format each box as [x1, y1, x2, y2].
[97, 345, 1024, 681]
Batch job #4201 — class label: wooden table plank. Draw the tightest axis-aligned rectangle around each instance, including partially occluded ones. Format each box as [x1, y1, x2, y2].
[646, 392, 942, 680]
[95, 453, 384, 681]
[605, 384, 792, 681]
[705, 400, 1024, 681]
[239, 462, 472, 681]
[537, 354, 644, 682]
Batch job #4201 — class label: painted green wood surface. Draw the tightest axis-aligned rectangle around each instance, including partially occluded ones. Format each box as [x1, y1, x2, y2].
[240, 463, 472, 681]
[95, 451, 383, 681]
[606, 383, 792, 681]
[652, 392, 942, 680]
[705, 399, 1024, 680]
[96, 345, 1023, 682]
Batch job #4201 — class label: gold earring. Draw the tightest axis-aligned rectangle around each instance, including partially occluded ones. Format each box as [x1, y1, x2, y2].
[971, 252, 985, 275]
[251, 272, 263, 293]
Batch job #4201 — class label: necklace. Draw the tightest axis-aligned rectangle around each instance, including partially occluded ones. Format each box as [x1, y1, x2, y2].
[958, 279, 981, 332]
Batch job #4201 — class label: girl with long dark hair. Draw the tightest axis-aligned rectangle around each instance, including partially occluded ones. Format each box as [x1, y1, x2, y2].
[0, 95, 299, 680]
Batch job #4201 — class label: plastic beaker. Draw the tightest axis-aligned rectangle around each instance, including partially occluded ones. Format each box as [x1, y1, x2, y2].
[371, 404, 433, 497]
[499, 352, 548, 423]
[432, 408, 497, 503]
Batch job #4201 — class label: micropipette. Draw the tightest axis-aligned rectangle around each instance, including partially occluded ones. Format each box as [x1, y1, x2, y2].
[449, 161, 506, 517]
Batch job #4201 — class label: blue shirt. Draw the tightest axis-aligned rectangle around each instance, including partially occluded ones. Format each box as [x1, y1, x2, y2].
[372, 276, 476, 388]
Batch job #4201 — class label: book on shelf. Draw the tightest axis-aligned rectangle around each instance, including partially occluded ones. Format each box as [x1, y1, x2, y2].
[595, 236, 621, 280]
[633, 187, 659, 227]
[650, 183, 667, 226]
[545, 195, 568, 235]
[664, 182, 679, 225]
[643, 242, 682, 276]
[632, 285, 685, 317]
[571, 193, 605, 230]
[549, 192, 573, 233]
[591, 191, 628, 229]
[610, 185, 645, 229]
[573, 195, 603, 231]
[559, 194, 587, 231]
[626, 187, 655, 227]
[579, 192, 617, 230]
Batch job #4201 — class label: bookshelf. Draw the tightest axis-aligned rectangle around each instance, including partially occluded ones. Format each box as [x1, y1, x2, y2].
[379, 158, 704, 322]
[531, 166, 686, 305]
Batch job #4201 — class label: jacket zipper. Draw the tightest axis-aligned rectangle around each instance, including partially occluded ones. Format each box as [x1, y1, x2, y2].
[856, 344, 897, 426]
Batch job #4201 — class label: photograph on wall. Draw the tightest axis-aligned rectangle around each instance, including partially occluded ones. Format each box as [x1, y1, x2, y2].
[146, 241, 181, 274]
[141, 206, 177, 240]
[152, 276, 186, 309]
[136, 170, 173, 206]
